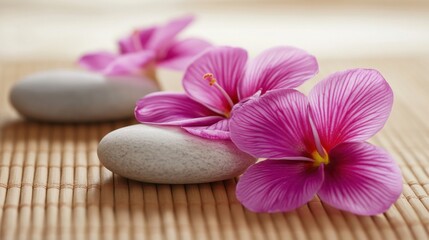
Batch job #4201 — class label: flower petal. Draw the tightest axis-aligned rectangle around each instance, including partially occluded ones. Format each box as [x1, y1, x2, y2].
[239, 46, 318, 100]
[135, 92, 223, 126]
[318, 142, 402, 215]
[78, 51, 117, 72]
[236, 159, 324, 212]
[118, 26, 157, 54]
[102, 51, 155, 76]
[183, 46, 247, 115]
[230, 89, 316, 159]
[309, 69, 394, 151]
[158, 38, 212, 70]
[183, 118, 230, 140]
[146, 15, 194, 52]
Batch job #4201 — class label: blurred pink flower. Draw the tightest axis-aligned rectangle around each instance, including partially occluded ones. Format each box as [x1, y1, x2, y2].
[229, 69, 402, 215]
[134, 46, 318, 139]
[78, 16, 211, 77]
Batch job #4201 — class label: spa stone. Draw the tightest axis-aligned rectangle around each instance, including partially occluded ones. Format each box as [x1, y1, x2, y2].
[98, 124, 256, 184]
[10, 70, 159, 122]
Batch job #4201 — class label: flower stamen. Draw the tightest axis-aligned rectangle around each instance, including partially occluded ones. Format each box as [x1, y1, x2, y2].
[308, 107, 326, 158]
[203, 73, 234, 109]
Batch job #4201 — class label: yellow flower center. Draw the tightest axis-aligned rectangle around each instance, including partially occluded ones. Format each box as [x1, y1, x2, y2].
[312, 150, 329, 167]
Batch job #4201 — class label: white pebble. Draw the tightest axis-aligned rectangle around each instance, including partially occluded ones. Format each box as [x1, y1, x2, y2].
[98, 124, 256, 184]
[10, 70, 159, 122]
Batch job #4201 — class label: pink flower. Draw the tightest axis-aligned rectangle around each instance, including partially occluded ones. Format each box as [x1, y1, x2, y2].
[78, 16, 212, 77]
[229, 69, 402, 215]
[134, 46, 319, 139]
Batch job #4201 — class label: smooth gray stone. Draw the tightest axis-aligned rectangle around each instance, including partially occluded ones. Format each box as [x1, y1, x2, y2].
[98, 124, 256, 184]
[10, 70, 159, 122]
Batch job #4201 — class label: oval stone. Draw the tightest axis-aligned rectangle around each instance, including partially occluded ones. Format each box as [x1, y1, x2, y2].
[10, 70, 159, 122]
[98, 124, 256, 184]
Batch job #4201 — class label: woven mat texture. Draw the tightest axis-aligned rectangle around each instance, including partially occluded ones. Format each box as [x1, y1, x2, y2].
[0, 59, 429, 240]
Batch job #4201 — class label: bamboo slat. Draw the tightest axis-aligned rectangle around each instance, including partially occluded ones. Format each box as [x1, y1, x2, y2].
[0, 58, 428, 240]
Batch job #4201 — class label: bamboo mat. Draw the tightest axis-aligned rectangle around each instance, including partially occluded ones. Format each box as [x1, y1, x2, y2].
[1, 58, 429, 240]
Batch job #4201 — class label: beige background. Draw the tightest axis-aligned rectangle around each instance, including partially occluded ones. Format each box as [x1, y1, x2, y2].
[1, 0, 429, 62]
